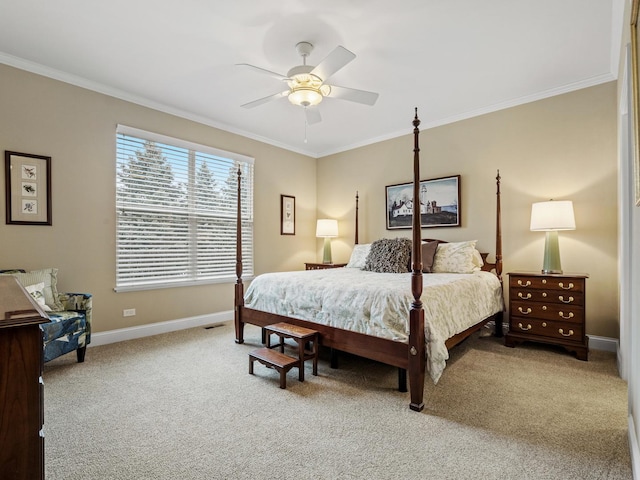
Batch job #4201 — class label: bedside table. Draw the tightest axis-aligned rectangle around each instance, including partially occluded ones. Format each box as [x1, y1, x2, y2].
[305, 262, 347, 270]
[505, 272, 589, 360]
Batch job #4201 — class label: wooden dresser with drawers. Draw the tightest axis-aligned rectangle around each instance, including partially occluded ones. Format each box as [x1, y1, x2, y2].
[505, 272, 589, 360]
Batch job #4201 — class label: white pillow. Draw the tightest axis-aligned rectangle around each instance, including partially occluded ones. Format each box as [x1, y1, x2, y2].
[346, 243, 371, 269]
[2, 268, 63, 311]
[432, 240, 478, 274]
[25, 282, 52, 312]
[472, 249, 484, 271]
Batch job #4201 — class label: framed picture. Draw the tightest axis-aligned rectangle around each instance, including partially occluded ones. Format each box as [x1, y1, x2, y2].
[280, 194, 295, 235]
[5, 151, 52, 225]
[386, 175, 460, 229]
[631, 0, 640, 205]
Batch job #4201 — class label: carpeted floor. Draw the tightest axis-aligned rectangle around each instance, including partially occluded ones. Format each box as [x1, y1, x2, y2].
[43, 323, 631, 479]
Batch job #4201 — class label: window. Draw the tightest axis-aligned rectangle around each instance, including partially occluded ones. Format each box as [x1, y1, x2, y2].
[115, 125, 254, 291]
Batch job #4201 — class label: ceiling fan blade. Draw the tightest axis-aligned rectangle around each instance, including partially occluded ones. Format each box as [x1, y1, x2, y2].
[305, 107, 322, 125]
[241, 91, 288, 109]
[310, 46, 356, 82]
[327, 85, 379, 106]
[236, 63, 288, 81]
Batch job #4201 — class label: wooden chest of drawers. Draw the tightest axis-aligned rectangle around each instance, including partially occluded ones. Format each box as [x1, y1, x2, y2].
[505, 272, 589, 360]
[305, 262, 347, 270]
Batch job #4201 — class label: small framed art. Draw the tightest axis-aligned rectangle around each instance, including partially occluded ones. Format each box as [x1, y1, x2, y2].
[280, 194, 295, 235]
[5, 151, 52, 225]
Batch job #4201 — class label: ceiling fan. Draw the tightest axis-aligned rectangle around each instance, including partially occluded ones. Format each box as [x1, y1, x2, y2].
[237, 41, 379, 125]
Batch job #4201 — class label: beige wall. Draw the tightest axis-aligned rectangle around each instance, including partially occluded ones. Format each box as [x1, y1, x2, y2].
[0, 64, 316, 333]
[0, 63, 618, 339]
[318, 82, 618, 338]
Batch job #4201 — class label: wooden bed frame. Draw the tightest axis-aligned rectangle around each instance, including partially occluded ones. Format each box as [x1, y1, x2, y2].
[234, 109, 504, 411]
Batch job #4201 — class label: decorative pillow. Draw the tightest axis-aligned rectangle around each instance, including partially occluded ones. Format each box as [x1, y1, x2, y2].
[421, 241, 440, 273]
[2, 268, 64, 311]
[24, 282, 52, 312]
[432, 240, 478, 274]
[363, 238, 412, 273]
[346, 244, 371, 269]
[472, 249, 484, 271]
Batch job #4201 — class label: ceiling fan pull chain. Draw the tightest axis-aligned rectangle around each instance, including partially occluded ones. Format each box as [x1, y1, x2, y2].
[304, 116, 308, 143]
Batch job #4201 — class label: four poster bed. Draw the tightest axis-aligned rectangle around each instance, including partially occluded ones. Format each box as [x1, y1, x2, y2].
[234, 110, 504, 411]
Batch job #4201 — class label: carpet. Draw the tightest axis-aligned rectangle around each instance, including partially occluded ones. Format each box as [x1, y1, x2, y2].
[43, 323, 631, 479]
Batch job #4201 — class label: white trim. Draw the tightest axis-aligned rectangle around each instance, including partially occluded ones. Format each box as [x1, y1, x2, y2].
[89, 310, 233, 347]
[588, 335, 619, 353]
[316, 73, 616, 157]
[630, 414, 640, 480]
[0, 52, 315, 157]
[0, 51, 616, 160]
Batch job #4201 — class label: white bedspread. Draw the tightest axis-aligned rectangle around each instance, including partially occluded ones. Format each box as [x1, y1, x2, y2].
[244, 268, 504, 383]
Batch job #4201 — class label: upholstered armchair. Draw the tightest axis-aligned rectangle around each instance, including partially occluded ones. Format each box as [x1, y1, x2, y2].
[42, 292, 92, 362]
[0, 269, 92, 363]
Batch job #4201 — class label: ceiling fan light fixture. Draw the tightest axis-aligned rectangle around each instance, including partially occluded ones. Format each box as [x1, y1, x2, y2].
[288, 87, 323, 107]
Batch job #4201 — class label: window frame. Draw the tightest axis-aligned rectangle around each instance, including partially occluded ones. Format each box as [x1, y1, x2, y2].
[114, 125, 254, 292]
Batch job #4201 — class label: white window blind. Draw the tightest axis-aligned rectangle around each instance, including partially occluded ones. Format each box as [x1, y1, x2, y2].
[115, 125, 254, 291]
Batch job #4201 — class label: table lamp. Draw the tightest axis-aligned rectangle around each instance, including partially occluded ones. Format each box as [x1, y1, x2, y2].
[316, 219, 338, 264]
[530, 200, 575, 274]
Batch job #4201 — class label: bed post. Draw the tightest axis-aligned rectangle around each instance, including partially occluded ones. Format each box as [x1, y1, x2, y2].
[495, 170, 503, 280]
[408, 108, 426, 412]
[494, 169, 504, 337]
[234, 166, 245, 344]
[355, 191, 359, 245]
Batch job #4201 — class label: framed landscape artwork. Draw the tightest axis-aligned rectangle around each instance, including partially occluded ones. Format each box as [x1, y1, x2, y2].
[5, 151, 52, 225]
[386, 175, 460, 229]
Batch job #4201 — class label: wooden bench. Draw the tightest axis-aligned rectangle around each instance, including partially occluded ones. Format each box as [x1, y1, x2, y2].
[249, 347, 298, 389]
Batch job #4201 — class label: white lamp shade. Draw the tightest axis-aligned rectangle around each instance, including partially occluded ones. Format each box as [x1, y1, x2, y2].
[530, 201, 576, 231]
[316, 219, 338, 238]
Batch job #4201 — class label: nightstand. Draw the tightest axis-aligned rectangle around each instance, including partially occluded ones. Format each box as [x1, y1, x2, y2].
[505, 272, 589, 360]
[305, 262, 347, 270]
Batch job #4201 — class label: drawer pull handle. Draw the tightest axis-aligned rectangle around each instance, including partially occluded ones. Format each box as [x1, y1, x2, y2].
[518, 307, 532, 315]
[559, 328, 574, 337]
[517, 280, 532, 287]
[558, 311, 574, 319]
[559, 296, 574, 303]
[518, 323, 532, 331]
[558, 282, 574, 290]
[518, 292, 532, 299]
[542, 322, 547, 327]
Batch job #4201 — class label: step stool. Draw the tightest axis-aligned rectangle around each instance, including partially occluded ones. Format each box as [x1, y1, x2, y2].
[264, 322, 319, 382]
[249, 348, 299, 389]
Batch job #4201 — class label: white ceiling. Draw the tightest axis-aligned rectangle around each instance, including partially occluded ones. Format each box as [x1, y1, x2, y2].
[0, 0, 623, 158]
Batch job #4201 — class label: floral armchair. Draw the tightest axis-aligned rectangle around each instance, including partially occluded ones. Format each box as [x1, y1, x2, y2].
[42, 292, 92, 362]
[0, 268, 92, 363]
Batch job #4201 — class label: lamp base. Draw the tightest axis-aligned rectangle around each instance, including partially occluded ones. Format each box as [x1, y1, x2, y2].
[541, 268, 563, 275]
[322, 237, 333, 264]
[541, 231, 562, 275]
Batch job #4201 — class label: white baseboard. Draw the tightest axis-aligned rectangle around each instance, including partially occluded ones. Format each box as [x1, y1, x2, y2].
[629, 415, 640, 480]
[90, 310, 234, 347]
[588, 335, 619, 353]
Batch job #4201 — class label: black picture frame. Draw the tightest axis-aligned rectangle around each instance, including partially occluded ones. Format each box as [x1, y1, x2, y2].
[280, 194, 295, 235]
[5, 151, 52, 225]
[385, 175, 460, 230]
